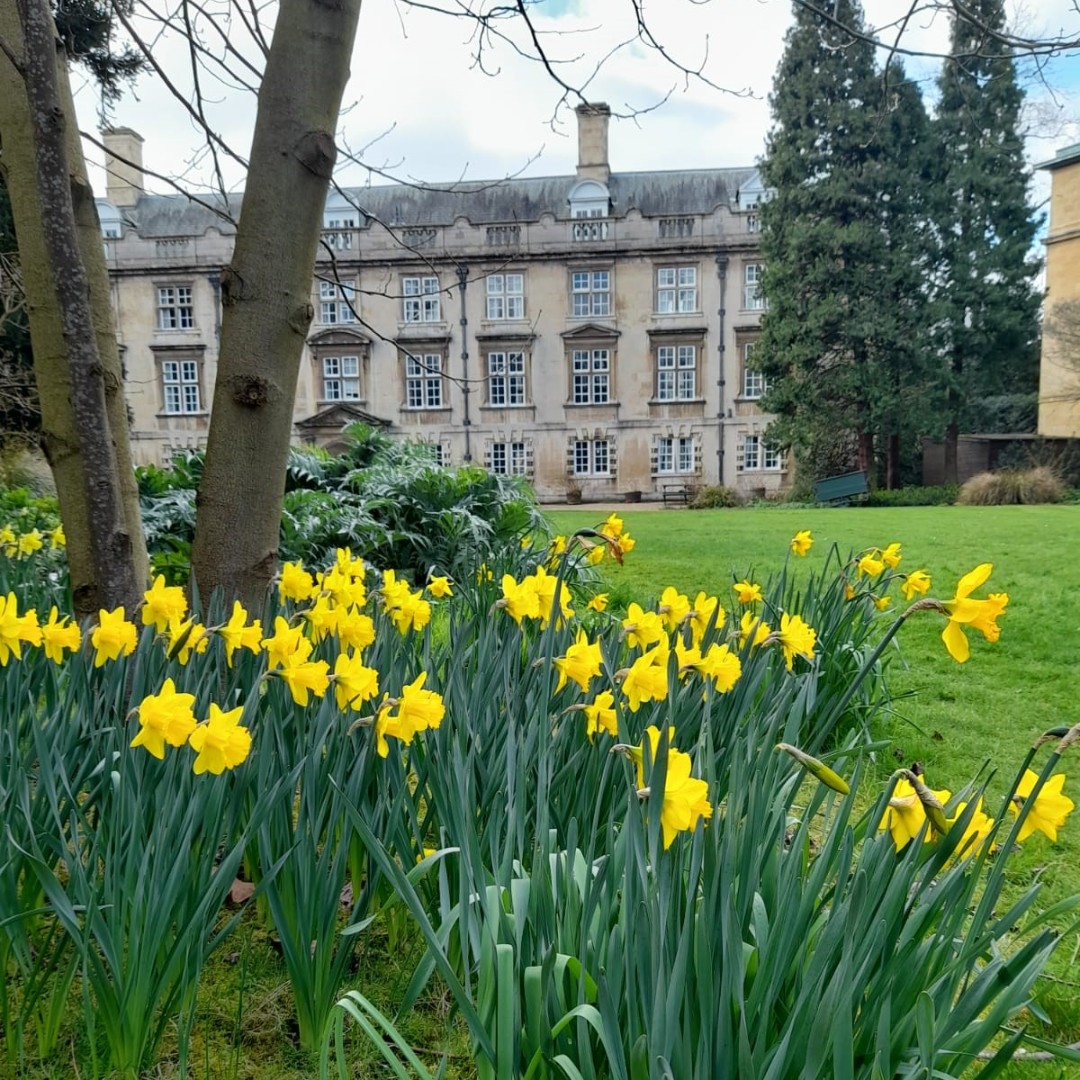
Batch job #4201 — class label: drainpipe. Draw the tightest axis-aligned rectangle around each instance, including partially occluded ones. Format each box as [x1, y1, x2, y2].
[456, 263, 472, 462]
[715, 254, 728, 485]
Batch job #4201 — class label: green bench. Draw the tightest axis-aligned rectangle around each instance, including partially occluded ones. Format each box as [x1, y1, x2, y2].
[813, 470, 870, 505]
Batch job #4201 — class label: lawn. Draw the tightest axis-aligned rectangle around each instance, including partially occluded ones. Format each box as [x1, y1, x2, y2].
[551, 503, 1080, 1073]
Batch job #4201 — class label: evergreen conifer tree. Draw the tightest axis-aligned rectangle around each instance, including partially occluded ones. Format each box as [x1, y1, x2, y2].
[934, 0, 1041, 482]
[756, 0, 939, 486]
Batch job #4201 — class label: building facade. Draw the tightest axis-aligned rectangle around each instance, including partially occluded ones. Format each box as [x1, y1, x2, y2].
[1038, 142, 1080, 439]
[98, 108, 781, 501]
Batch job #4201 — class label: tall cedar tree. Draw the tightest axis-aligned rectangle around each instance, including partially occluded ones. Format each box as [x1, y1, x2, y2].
[756, 0, 937, 486]
[934, 0, 1040, 483]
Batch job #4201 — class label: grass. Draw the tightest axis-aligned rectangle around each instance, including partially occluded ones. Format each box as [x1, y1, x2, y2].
[551, 503, 1080, 1076]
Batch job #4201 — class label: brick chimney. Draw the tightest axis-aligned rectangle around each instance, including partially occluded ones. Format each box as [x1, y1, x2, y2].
[575, 103, 611, 184]
[101, 127, 145, 207]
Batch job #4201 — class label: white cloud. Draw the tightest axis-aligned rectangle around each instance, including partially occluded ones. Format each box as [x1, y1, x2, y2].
[73, 0, 1080, 197]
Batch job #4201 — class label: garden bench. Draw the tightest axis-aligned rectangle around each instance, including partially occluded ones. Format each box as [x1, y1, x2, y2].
[813, 470, 870, 505]
[662, 483, 696, 506]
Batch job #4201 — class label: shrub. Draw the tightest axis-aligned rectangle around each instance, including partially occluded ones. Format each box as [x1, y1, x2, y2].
[958, 467, 1066, 506]
[867, 484, 958, 507]
[689, 485, 743, 509]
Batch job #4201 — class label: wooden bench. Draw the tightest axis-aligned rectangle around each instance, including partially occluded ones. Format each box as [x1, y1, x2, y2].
[813, 470, 870, 505]
[662, 483, 697, 506]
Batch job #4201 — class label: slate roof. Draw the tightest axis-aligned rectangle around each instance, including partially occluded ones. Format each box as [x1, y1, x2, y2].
[100, 167, 756, 238]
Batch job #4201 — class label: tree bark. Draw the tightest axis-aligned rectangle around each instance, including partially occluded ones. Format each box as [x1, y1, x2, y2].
[8, 0, 142, 614]
[0, 1, 148, 615]
[943, 419, 959, 486]
[190, 0, 362, 609]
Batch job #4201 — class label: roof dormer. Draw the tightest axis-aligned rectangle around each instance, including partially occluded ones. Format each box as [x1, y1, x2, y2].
[568, 178, 611, 220]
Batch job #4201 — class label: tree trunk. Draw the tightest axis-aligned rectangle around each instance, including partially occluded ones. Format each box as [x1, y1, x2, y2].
[0, 1, 148, 615]
[886, 432, 900, 489]
[9, 0, 142, 614]
[943, 419, 959, 486]
[190, 0, 362, 609]
[856, 426, 875, 486]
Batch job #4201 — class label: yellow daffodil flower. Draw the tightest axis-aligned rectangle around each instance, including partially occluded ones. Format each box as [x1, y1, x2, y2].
[732, 580, 763, 605]
[279, 560, 316, 603]
[188, 703, 251, 774]
[549, 535, 567, 557]
[587, 593, 609, 613]
[142, 574, 187, 633]
[600, 513, 624, 539]
[880, 542, 902, 569]
[427, 575, 453, 599]
[0, 592, 42, 664]
[790, 530, 813, 557]
[131, 678, 197, 759]
[165, 618, 210, 665]
[657, 586, 691, 631]
[333, 650, 380, 711]
[674, 638, 704, 678]
[41, 606, 81, 664]
[553, 628, 603, 693]
[948, 798, 994, 861]
[941, 563, 1008, 664]
[304, 594, 342, 643]
[583, 690, 617, 740]
[17, 529, 43, 556]
[900, 569, 931, 601]
[616, 532, 636, 557]
[528, 566, 574, 629]
[739, 610, 771, 649]
[873, 595, 891, 611]
[857, 553, 885, 578]
[261, 616, 310, 669]
[91, 607, 137, 667]
[338, 607, 376, 653]
[276, 651, 330, 707]
[0, 525, 15, 555]
[218, 601, 263, 667]
[620, 642, 669, 712]
[879, 776, 952, 850]
[1010, 770, 1075, 842]
[499, 574, 540, 625]
[49, 524, 66, 549]
[374, 673, 445, 757]
[775, 613, 817, 671]
[688, 592, 723, 646]
[622, 602, 665, 651]
[701, 642, 741, 693]
[636, 726, 713, 849]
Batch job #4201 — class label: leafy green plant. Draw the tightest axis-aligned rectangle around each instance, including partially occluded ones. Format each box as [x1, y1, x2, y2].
[688, 485, 743, 509]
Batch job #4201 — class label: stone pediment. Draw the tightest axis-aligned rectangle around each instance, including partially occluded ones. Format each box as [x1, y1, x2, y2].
[560, 323, 620, 341]
[295, 403, 390, 431]
[308, 328, 371, 348]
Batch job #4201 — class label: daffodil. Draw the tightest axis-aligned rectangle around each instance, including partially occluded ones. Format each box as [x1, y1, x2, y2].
[739, 610, 771, 649]
[0, 592, 41, 664]
[262, 616, 309, 669]
[188, 703, 252, 774]
[872, 595, 891, 611]
[279, 560, 316, 603]
[941, 564, 1008, 664]
[879, 776, 952, 850]
[218, 601, 263, 666]
[131, 678, 197, 759]
[276, 651, 330, 707]
[41, 606, 81, 663]
[880, 542, 902, 569]
[587, 593, 609, 613]
[622, 602, 665, 651]
[17, 529, 43, 556]
[857, 553, 885, 578]
[1010, 770, 1075, 842]
[386, 589, 431, 635]
[553, 628, 603, 693]
[333, 650, 380, 711]
[165, 617, 210, 665]
[91, 607, 137, 667]
[732, 580, 763, 605]
[374, 674, 445, 757]
[528, 566, 573, 629]
[142, 574, 187, 633]
[338, 607, 376, 652]
[688, 592, 723, 646]
[775, 613, 816, 671]
[948, 798, 994, 861]
[657, 586, 691, 631]
[636, 726, 713, 849]
[791, 530, 813, 557]
[0, 525, 15, 555]
[304, 594, 342, 643]
[427, 575, 453, 599]
[49, 524, 65, 549]
[901, 569, 931, 601]
[583, 690, 617, 740]
[701, 642, 741, 693]
[619, 642, 669, 712]
[599, 513, 624, 539]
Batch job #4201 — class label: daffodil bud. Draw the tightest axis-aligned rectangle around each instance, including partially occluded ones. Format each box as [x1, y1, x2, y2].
[777, 743, 850, 795]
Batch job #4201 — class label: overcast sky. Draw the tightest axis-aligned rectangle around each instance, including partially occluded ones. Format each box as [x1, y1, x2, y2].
[74, 0, 1080, 199]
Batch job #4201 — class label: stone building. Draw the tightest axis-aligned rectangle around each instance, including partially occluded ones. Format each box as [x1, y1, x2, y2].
[98, 106, 780, 501]
[1038, 142, 1080, 439]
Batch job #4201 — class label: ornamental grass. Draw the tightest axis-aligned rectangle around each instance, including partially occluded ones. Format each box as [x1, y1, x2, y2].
[0, 516, 1077, 1079]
